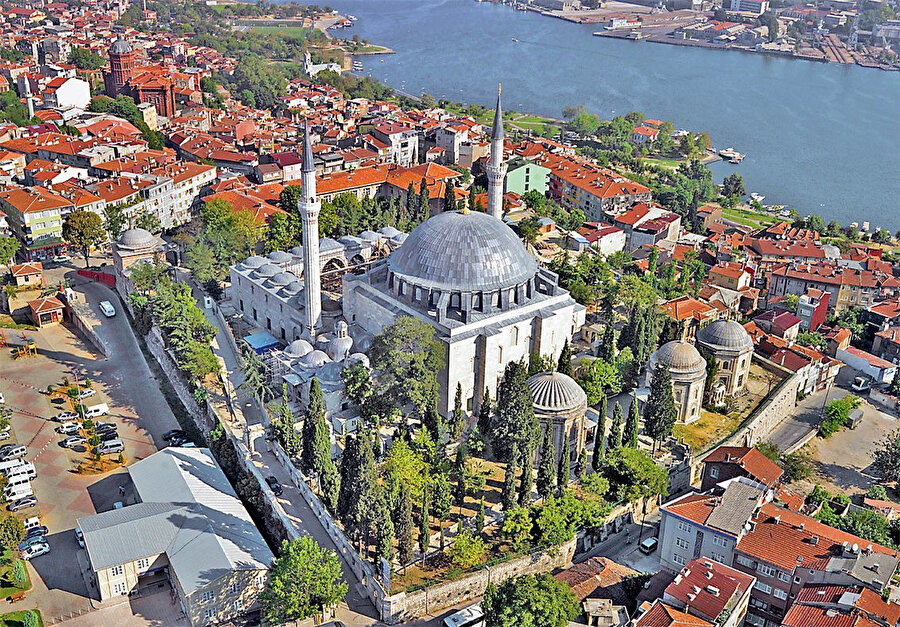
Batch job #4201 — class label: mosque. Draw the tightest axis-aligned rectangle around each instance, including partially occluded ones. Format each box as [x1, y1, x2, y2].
[230, 89, 585, 418]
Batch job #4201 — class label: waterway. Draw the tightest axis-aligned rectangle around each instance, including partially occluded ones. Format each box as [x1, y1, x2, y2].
[326, 0, 900, 230]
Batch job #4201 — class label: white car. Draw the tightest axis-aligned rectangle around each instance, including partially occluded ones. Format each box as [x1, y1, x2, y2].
[21, 542, 49, 560]
[0, 430, 10, 442]
[77, 388, 97, 400]
[99, 301, 115, 318]
[61, 435, 86, 449]
[53, 411, 78, 422]
[0, 392, 4, 404]
[51, 255, 69, 264]
[55, 422, 80, 435]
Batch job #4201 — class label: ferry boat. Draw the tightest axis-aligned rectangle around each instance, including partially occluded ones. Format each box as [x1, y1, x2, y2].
[750, 192, 765, 203]
[352, 61, 363, 71]
[511, 37, 519, 42]
[719, 147, 745, 162]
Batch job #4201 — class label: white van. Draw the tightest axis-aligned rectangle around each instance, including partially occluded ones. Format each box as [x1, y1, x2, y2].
[84, 403, 110, 418]
[7, 462, 36, 481]
[0, 445, 26, 461]
[97, 439, 124, 455]
[4, 482, 32, 501]
[99, 301, 115, 318]
[4, 474, 30, 492]
[23, 517, 41, 531]
[0, 459, 24, 475]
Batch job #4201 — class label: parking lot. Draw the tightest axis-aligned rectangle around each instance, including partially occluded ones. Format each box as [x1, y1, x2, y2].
[0, 278, 182, 623]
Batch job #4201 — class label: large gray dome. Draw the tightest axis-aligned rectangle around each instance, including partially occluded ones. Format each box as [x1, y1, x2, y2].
[697, 320, 753, 353]
[109, 37, 133, 55]
[651, 341, 707, 378]
[389, 210, 537, 291]
[118, 228, 155, 250]
[527, 371, 587, 414]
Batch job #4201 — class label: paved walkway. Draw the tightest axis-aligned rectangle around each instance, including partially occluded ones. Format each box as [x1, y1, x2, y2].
[184, 278, 380, 625]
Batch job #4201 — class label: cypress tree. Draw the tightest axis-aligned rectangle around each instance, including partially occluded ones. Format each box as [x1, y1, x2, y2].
[476, 389, 493, 438]
[450, 383, 466, 440]
[493, 361, 539, 464]
[501, 449, 518, 512]
[557, 339, 572, 376]
[417, 177, 430, 223]
[632, 308, 648, 364]
[517, 447, 533, 506]
[644, 363, 678, 451]
[476, 493, 485, 534]
[423, 389, 443, 443]
[608, 402, 623, 450]
[536, 422, 556, 499]
[396, 483, 415, 568]
[337, 432, 377, 543]
[444, 178, 455, 212]
[320, 458, 340, 513]
[309, 378, 331, 477]
[641, 310, 660, 360]
[404, 181, 417, 223]
[557, 445, 570, 494]
[418, 486, 430, 556]
[618, 307, 637, 350]
[372, 490, 394, 562]
[575, 449, 587, 479]
[625, 390, 640, 448]
[592, 397, 607, 471]
[598, 323, 616, 363]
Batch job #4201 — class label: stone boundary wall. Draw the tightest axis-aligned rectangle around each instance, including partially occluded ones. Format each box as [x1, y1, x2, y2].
[67, 303, 110, 358]
[383, 538, 577, 623]
[870, 389, 900, 417]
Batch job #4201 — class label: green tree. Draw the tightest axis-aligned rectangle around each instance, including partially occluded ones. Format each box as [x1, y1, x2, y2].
[501, 506, 532, 552]
[477, 389, 493, 440]
[501, 452, 518, 511]
[517, 450, 533, 507]
[63, 210, 105, 266]
[557, 339, 572, 376]
[592, 396, 607, 472]
[418, 485, 430, 556]
[261, 537, 348, 624]
[603, 447, 668, 504]
[450, 383, 466, 440]
[265, 211, 300, 252]
[447, 528, 486, 568]
[574, 449, 587, 479]
[722, 173, 746, 199]
[371, 491, 394, 562]
[102, 204, 127, 241]
[370, 317, 445, 418]
[598, 323, 616, 363]
[70, 47, 106, 70]
[608, 402, 623, 451]
[577, 358, 621, 405]
[493, 361, 539, 464]
[536, 422, 556, 499]
[0, 235, 19, 268]
[624, 392, 640, 448]
[873, 429, 900, 484]
[483, 574, 579, 627]
[337, 432, 378, 542]
[300, 378, 331, 482]
[556, 445, 570, 494]
[395, 483, 415, 567]
[432, 469, 452, 521]
[643, 364, 677, 449]
[890, 368, 900, 397]
[0, 515, 24, 552]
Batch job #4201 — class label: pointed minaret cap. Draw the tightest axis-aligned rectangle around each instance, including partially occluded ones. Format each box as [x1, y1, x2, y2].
[491, 83, 504, 143]
[302, 118, 314, 173]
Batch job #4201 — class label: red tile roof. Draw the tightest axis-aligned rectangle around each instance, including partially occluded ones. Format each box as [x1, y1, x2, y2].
[636, 601, 713, 627]
[664, 559, 754, 621]
[704, 446, 783, 487]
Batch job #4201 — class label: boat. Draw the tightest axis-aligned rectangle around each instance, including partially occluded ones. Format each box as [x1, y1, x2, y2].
[750, 192, 765, 203]
[719, 147, 745, 162]
[511, 37, 519, 42]
[729, 158, 741, 164]
[347, 14, 358, 21]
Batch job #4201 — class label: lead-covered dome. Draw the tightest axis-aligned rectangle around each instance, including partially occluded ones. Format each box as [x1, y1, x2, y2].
[109, 37, 132, 55]
[527, 371, 587, 414]
[651, 341, 706, 377]
[118, 228, 155, 250]
[697, 320, 753, 353]
[388, 210, 537, 292]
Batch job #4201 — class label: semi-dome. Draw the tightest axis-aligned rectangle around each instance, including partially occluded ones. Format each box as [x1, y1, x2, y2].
[284, 339, 313, 358]
[527, 371, 587, 414]
[255, 263, 279, 278]
[651, 341, 707, 377]
[267, 250, 292, 263]
[389, 210, 538, 291]
[242, 255, 266, 269]
[697, 320, 753, 353]
[118, 228, 156, 250]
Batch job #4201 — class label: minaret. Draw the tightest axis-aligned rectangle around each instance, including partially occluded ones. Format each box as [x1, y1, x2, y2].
[22, 79, 33, 120]
[298, 120, 322, 340]
[486, 83, 507, 220]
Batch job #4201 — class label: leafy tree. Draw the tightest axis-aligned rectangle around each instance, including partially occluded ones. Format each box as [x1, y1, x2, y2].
[756, 441, 780, 463]
[608, 402, 623, 451]
[501, 452, 518, 511]
[643, 364, 677, 449]
[483, 574, 579, 627]
[63, 210, 105, 265]
[0, 235, 19, 268]
[501, 506, 532, 552]
[231, 54, 287, 110]
[780, 450, 813, 483]
[536, 422, 556, 499]
[70, 47, 106, 70]
[557, 339, 572, 376]
[0, 515, 24, 552]
[493, 361, 539, 464]
[797, 331, 826, 350]
[722, 173, 746, 199]
[432, 469, 452, 521]
[624, 392, 640, 448]
[265, 211, 300, 252]
[395, 483, 415, 566]
[603, 447, 668, 504]
[370, 317, 444, 419]
[820, 395, 860, 437]
[102, 204, 128, 240]
[868, 484, 888, 500]
[577, 358, 621, 405]
[385, 438, 429, 504]
[447, 528, 485, 568]
[260, 537, 348, 624]
[873, 429, 900, 484]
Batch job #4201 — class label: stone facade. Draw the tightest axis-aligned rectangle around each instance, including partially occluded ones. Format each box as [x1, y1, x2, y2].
[648, 341, 707, 425]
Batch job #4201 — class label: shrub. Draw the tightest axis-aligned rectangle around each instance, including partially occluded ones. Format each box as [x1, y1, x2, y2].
[447, 528, 486, 569]
[820, 395, 860, 437]
[23, 609, 40, 627]
[868, 484, 889, 500]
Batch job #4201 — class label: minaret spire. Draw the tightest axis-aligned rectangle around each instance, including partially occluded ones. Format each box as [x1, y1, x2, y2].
[298, 118, 322, 340]
[486, 83, 507, 220]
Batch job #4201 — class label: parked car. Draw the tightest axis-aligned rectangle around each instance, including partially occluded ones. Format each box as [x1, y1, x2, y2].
[83, 403, 109, 418]
[163, 429, 186, 442]
[74, 527, 84, 548]
[639, 537, 658, 554]
[77, 388, 97, 400]
[265, 476, 283, 496]
[53, 411, 78, 422]
[61, 436, 86, 449]
[95, 424, 117, 435]
[95, 422, 115, 432]
[20, 542, 49, 560]
[0, 429, 10, 442]
[24, 526, 48, 539]
[97, 440, 124, 455]
[7, 496, 37, 512]
[51, 255, 69, 264]
[55, 422, 80, 435]
[0, 392, 4, 404]
[98, 431, 119, 443]
[852, 376, 872, 393]
[0, 446, 26, 461]
[18, 536, 45, 551]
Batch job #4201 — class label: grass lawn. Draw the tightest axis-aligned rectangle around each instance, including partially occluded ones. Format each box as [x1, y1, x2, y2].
[0, 610, 42, 627]
[249, 26, 309, 38]
[673, 410, 744, 453]
[723, 206, 777, 228]
[644, 157, 681, 169]
[0, 315, 35, 331]
[0, 552, 31, 600]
